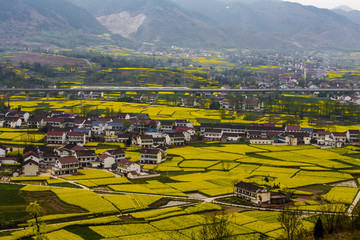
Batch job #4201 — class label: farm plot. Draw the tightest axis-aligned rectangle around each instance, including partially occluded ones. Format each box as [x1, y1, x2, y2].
[322, 186, 359, 204]
[50, 188, 118, 214]
[76, 177, 130, 187]
[150, 214, 204, 231]
[168, 147, 242, 161]
[62, 169, 116, 180]
[166, 180, 221, 193]
[44, 229, 84, 240]
[236, 157, 312, 167]
[108, 184, 187, 197]
[257, 151, 351, 169]
[131, 207, 185, 221]
[103, 194, 162, 212]
[179, 160, 220, 169]
[90, 224, 159, 238]
[205, 144, 266, 155]
[208, 162, 240, 171]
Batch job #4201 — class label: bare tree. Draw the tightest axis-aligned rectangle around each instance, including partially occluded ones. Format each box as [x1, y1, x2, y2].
[277, 209, 304, 240]
[192, 210, 234, 240]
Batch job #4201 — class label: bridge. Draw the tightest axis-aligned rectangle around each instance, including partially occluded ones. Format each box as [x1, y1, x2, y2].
[0, 87, 357, 100]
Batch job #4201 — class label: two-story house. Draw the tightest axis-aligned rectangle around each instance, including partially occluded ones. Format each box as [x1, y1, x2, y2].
[52, 156, 79, 175]
[347, 130, 360, 143]
[47, 131, 67, 145]
[68, 132, 86, 145]
[137, 135, 154, 148]
[117, 159, 141, 174]
[234, 181, 271, 205]
[166, 133, 185, 146]
[204, 129, 223, 141]
[140, 148, 163, 164]
[105, 149, 126, 161]
[74, 150, 97, 167]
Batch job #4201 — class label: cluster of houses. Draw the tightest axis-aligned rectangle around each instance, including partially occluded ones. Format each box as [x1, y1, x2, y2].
[1, 109, 360, 178]
[201, 123, 359, 148]
[15, 144, 150, 178]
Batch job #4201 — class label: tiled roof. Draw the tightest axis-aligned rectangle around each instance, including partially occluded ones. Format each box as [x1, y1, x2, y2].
[58, 156, 78, 164]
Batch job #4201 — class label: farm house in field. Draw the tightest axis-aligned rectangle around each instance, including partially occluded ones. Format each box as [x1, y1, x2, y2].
[234, 181, 271, 205]
[234, 181, 289, 205]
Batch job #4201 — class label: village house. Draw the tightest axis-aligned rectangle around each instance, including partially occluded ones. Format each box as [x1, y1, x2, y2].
[68, 132, 86, 145]
[0, 145, 7, 157]
[311, 129, 325, 142]
[140, 148, 163, 164]
[27, 117, 45, 129]
[117, 159, 141, 174]
[74, 150, 97, 167]
[137, 135, 154, 148]
[249, 137, 272, 145]
[99, 153, 116, 169]
[316, 131, 331, 146]
[55, 144, 86, 157]
[204, 129, 223, 141]
[234, 181, 271, 205]
[285, 125, 301, 133]
[116, 113, 131, 120]
[160, 121, 174, 131]
[347, 130, 360, 143]
[221, 133, 242, 143]
[0, 157, 18, 165]
[331, 132, 347, 144]
[23, 160, 39, 176]
[52, 156, 79, 175]
[104, 149, 126, 162]
[174, 120, 193, 128]
[4, 117, 22, 128]
[44, 118, 64, 128]
[165, 133, 185, 146]
[24, 151, 40, 164]
[40, 152, 58, 168]
[47, 131, 67, 145]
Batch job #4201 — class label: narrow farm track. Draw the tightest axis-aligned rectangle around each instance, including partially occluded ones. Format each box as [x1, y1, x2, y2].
[348, 189, 360, 215]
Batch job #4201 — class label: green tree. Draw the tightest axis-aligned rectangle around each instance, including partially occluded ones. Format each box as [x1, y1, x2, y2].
[123, 120, 132, 131]
[314, 217, 325, 240]
[26, 201, 47, 239]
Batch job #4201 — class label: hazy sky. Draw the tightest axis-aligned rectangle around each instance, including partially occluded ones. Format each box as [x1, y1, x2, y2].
[283, 0, 360, 10]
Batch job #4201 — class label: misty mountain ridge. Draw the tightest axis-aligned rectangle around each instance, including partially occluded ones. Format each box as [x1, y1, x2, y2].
[2, 0, 360, 50]
[334, 5, 354, 12]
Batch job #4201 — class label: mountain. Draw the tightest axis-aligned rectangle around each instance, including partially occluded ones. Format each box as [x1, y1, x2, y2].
[71, 0, 293, 49]
[333, 8, 360, 26]
[0, 0, 111, 48]
[171, 0, 360, 49]
[334, 5, 354, 12]
[2, 0, 360, 50]
[71, 0, 243, 48]
[0, 0, 108, 36]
